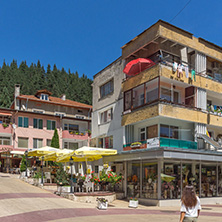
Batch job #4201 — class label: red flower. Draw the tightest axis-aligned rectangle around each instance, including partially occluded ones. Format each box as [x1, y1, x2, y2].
[115, 175, 117, 177]
[111, 169, 113, 171]
[91, 171, 94, 174]
[108, 176, 110, 178]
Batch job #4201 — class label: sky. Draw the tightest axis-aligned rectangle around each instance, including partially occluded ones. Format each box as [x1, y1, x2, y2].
[0, 0, 222, 79]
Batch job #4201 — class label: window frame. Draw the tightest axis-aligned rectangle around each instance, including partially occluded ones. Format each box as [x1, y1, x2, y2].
[33, 118, 43, 129]
[33, 138, 43, 149]
[18, 137, 29, 148]
[47, 120, 56, 130]
[18, 117, 29, 128]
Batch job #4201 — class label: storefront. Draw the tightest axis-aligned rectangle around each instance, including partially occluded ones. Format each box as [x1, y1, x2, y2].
[104, 148, 222, 205]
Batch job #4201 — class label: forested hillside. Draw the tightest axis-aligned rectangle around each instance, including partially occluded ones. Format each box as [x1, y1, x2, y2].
[0, 60, 92, 108]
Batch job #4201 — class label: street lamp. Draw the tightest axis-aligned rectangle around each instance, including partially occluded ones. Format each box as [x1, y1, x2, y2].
[70, 156, 74, 193]
[41, 156, 44, 184]
[25, 150, 28, 177]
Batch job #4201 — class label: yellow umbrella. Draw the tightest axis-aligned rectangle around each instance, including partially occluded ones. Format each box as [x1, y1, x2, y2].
[41, 149, 73, 161]
[56, 154, 103, 163]
[75, 146, 117, 156]
[28, 146, 59, 157]
[161, 173, 175, 182]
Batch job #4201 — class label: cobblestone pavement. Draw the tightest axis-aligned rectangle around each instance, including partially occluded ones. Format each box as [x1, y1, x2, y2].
[0, 173, 221, 222]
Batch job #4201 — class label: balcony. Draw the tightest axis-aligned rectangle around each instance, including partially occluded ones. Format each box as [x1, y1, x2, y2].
[0, 124, 12, 134]
[62, 130, 90, 140]
[123, 137, 197, 151]
[122, 101, 207, 126]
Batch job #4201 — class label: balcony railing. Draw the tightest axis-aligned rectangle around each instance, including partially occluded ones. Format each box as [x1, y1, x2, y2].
[123, 137, 197, 151]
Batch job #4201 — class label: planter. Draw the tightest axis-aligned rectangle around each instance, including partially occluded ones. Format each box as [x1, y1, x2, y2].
[57, 186, 71, 193]
[97, 200, 108, 210]
[129, 200, 138, 208]
[33, 178, 42, 185]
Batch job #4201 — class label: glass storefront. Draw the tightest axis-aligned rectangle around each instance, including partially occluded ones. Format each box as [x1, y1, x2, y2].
[201, 164, 217, 197]
[161, 162, 181, 199]
[141, 162, 158, 199]
[127, 161, 140, 198]
[124, 160, 222, 200]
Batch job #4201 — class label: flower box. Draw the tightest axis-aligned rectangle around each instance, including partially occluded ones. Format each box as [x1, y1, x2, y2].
[129, 200, 138, 208]
[97, 198, 108, 210]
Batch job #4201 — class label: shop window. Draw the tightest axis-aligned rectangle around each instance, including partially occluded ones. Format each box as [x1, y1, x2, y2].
[33, 118, 43, 129]
[33, 138, 43, 149]
[201, 165, 217, 197]
[161, 162, 181, 199]
[18, 137, 28, 148]
[18, 117, 29, 128]
[141, 162, 158, 199]
[127, 161, 140, 198]
[100, 79, 114, 99]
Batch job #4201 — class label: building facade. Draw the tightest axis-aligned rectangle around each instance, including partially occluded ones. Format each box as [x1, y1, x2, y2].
[93, 20, 222, 205]
[0, 86, 92, 172]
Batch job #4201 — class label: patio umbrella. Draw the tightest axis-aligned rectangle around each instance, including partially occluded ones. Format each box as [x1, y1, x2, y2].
[123, 58, 155, 76]
[161, 173, 175, 182]
[40, 149, 73, 161]
[27, 146, 59, 157]
[74, 146, 117, 156]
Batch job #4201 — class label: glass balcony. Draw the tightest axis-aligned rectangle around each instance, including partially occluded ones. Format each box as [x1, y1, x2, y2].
[160, 137, 197, 150]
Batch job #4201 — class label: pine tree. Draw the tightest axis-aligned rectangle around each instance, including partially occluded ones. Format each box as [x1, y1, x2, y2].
[51, 128, 60, 148]
[20, 155, 27, 172]
[56, 164, 69, 186]
[0, 87, 11, 108]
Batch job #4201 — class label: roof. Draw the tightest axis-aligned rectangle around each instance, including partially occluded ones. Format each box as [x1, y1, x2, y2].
[35, 89, 52, 96]
[121, 19, 222, 51]
[16, 95, 92, 110]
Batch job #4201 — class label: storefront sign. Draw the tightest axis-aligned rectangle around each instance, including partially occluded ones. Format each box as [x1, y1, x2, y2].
[147, 138, 159, 148]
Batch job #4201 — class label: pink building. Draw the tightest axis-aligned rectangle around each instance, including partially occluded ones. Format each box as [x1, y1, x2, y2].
[0, 86, 92, 172]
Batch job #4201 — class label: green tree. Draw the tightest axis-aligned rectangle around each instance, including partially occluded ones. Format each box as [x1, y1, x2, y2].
[20, 155, 27, 172]
[56, 164, 69, 186]
[0, 87, 11, 108]
[51, 128, 60, 148]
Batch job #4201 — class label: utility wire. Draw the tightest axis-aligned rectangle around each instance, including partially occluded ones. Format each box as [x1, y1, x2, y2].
[170, 0, 192, 22]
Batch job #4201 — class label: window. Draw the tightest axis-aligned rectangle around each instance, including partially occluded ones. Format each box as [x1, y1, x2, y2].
[105, 136, 113, 148]
[161, 88, 179, 103]
[18, 117, 29, 128]
[64, 142, 78, 150]
[124, 91, 132, 111]
[95, 165, 99, 173]
[100, 79, 114, 98]
[41, 94, 49, 101]
[140, 128, 146, 141]
[33, 138, 43, 149]
[47, 120, 56, 130]
[47, 139, 52, 146]
[55, 112, 66, 117]
[147, 125, 158, 139]
[160, 124, 179, 139]
[133, 84, 144, 108]
[33, 118, 43, 129]
[0, 137, 10, 145]
[100, 108, 113, 124]
[146, 79, 159, 103]
[18, 137, 28, 148]
[64, 124, 79, 132]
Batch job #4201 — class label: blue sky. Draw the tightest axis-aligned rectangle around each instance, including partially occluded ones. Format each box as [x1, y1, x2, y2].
[0, 0, 221, 79]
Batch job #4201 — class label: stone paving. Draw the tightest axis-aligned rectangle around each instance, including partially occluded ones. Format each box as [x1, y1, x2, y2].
[0, 173, 222, 222]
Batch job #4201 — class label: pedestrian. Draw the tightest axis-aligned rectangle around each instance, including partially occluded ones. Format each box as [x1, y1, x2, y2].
[180, 185, 201, 222]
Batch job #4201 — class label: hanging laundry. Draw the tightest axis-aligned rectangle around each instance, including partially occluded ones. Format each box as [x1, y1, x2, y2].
[184, 65, 189, 78]
[177, 64, 183, 78]
[173, 62, 178, 72]
[191, 69, 196, 81]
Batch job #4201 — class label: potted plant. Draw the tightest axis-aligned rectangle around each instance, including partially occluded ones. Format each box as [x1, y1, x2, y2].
[129, 197, 138, 208]
[87, 129, 91, 136]
[33, 172, 42, 185]
[56, 165, 70, 193]
[97, 198, 108, 210]
[130, 142, 142, 148]
[2, 123, 9, 128]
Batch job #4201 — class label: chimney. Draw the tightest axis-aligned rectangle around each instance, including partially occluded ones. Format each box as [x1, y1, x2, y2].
[61, 94, 66, 101]
[14, 84, 20, 110]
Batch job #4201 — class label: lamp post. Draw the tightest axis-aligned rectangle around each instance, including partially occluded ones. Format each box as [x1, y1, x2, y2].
[70, 156, 74, 193]
[25, 150, 28, 177]
[41, 156, 44, 184]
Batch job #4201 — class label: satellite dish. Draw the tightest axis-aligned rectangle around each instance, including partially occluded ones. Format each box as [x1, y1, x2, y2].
[22, 105, 26, 110]
[12, 124, 16, 129]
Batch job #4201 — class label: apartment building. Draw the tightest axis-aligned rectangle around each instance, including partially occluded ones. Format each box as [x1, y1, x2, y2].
[94, 20, 222, 205]
[0, 85, 92, 172]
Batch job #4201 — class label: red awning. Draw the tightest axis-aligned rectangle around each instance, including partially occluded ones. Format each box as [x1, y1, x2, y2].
[123, 58, 155, 76]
